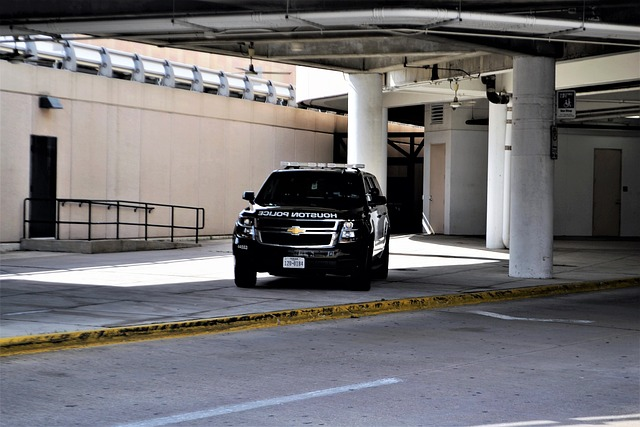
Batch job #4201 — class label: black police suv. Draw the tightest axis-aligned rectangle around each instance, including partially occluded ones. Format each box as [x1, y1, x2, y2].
[232, 162, 390, 291]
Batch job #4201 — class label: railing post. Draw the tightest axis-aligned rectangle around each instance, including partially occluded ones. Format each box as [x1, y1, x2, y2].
[87, 201, 92, 241]
[195, 209, 200, 243]
[116, 201, 120, 239]
[144, 203, 149, 241]
[23, 199, 28, 239]
[171, 206, 175, 242]
[56, 199, 60, 239]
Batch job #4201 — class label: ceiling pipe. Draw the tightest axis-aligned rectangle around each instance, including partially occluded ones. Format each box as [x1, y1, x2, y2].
[5, 8, 639, 46]
[481, 75, 509, 104]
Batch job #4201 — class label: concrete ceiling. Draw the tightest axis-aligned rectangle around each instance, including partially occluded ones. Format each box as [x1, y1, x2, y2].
[1, 1, 639, 127]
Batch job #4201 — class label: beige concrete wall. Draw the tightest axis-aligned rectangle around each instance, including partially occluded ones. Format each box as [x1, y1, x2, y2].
[1, 90, 32, 242]
[0, 60, 353, 242]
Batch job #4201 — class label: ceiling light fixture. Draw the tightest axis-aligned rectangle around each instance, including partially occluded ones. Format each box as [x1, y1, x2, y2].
[450, 80, 462, 110]
[39, 95, 63, 109]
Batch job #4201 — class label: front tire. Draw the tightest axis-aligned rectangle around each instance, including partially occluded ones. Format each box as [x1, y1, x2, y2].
[349, 245, 372, 291]
[234, 258, 257, 288]
[373, 237, 389, 280]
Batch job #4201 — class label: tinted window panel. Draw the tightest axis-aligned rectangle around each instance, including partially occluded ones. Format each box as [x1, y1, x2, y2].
[256, 171, 365, 208]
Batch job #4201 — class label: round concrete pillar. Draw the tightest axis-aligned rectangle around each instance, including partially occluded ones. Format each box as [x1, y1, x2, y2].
[486, 102, 508, 249]
[509, 56, 555, 279]
[347, 73, 386, 193]
[502, 102, 513, 249]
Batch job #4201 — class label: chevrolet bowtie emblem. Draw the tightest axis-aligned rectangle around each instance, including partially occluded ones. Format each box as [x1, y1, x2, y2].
[287, 226, 306, 235]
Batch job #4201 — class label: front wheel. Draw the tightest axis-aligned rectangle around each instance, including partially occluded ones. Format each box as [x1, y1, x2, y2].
[234, 258, 256, 288]
[373, 238, 389, 280]
[349, 246, 372, 292]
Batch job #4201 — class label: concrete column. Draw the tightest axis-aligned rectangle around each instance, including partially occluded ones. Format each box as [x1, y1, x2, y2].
[381, 107, 388, 195]
[486, 102, 507, 249]
[347, 73, 386, 194]
[503, 102, 513, 248]
[421, 109, 434, 233]
[509, 56, 555, 278]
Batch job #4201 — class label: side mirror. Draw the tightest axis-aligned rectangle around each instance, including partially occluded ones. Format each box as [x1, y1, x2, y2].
[242, 191, 255, 204]
[369, 195, 387, 206]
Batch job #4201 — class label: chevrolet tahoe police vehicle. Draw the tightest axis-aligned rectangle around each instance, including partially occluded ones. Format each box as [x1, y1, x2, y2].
[232, 162, 390, 291]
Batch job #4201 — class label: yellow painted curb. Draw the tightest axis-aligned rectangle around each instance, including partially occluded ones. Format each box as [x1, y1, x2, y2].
[1, 277, 638, 357]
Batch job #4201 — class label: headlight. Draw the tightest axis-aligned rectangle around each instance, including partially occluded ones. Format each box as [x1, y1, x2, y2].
[235, 216, 256, 239]
[339, 221, 358, 243]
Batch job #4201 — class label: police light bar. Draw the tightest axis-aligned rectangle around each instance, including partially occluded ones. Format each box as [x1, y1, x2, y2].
[280, 161, 365, 169]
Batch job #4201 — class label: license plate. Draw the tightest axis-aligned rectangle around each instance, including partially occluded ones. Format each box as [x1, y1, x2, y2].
[283, 257, 305, 269]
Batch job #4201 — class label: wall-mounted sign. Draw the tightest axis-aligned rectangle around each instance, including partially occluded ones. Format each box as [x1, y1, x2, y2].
[550, 125, 558, 160]
[557, 90, 576, 119]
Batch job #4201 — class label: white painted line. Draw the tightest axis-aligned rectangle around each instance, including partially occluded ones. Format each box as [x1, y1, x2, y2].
[470, 421, 558, 427]
[470, 310, 594, 324]
[4, 309, 52, 316]
[469, 413, 640, 427]
[572, 413, 640, 422]
[115, 377, 402, 427]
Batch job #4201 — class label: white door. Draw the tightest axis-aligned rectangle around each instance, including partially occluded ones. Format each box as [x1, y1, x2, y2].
[429, 144, 445, 234]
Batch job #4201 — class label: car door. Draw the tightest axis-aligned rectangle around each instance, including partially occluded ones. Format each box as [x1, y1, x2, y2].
[365, 175, 388, 256]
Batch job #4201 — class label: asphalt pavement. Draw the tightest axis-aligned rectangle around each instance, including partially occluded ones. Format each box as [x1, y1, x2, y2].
[1, 234, 638, 355]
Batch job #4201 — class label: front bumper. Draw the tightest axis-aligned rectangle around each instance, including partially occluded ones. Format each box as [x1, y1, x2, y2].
[233, 236, 366, 276]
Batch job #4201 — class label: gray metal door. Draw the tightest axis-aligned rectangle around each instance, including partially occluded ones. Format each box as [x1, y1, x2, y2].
[592, 148, 621, 236]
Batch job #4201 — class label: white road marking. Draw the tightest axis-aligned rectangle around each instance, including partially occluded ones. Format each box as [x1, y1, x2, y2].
[470, 421, 558, 427]
[470, 413, 640, 427]
[572, 413, 640, 422]
[115, 377, 402, 427]
[4, 309, 52, 316]
[470, 310, 594, 324]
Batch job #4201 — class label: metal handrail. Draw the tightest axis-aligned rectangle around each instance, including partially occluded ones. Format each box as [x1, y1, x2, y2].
[0, 36, 297, 107]
[23, 198, 205, 243]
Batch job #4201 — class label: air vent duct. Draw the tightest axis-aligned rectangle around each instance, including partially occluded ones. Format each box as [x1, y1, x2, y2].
[431, 104, 444, 124]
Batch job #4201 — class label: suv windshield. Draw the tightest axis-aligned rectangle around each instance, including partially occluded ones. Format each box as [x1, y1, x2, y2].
[255, 170, 366, 209]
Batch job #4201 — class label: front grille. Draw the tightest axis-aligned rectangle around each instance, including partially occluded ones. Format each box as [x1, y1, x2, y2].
[259, 232, 334, 247]
[257, 218, 337, 230]
[306, 258, 338, 268]
[256, 218, 339, 247]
